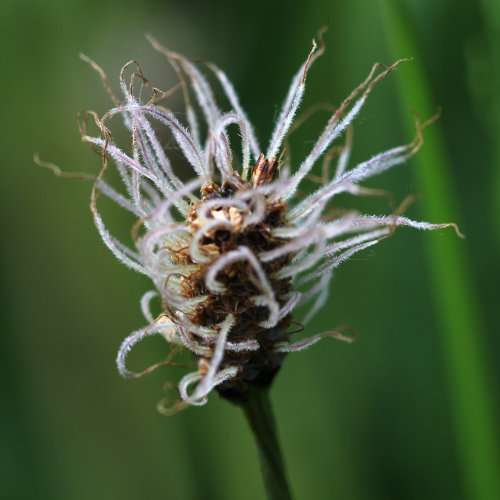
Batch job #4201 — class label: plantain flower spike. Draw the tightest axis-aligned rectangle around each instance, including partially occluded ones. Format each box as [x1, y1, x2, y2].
[81, 33, 461, 410]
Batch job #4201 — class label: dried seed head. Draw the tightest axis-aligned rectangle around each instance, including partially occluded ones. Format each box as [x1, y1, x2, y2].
[182, 175, 292, 401]
[79, 34, 462, 411]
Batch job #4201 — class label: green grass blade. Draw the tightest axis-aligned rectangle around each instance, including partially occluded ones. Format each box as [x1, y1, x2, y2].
[380, 2, 500, 499]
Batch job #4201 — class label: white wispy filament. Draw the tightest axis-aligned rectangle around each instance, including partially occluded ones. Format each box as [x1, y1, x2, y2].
[80, 35, 461, 410]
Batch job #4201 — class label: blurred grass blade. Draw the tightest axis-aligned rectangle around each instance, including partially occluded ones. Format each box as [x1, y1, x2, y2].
[380, 2, 500, 499]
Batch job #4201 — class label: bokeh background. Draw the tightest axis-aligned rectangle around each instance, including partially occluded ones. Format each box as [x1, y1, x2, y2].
[1, 0, 498, 499]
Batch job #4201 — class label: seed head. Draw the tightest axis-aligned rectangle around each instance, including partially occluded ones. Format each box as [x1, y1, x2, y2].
[80, 34, 461, 410]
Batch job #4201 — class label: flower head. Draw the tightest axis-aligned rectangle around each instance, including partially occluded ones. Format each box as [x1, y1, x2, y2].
[81, 34, 460, 410]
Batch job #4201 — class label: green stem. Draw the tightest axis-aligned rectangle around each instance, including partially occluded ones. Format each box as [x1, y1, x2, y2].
[240, 388, 294, 500]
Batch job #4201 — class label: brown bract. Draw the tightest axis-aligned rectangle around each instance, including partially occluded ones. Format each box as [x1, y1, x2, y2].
[252, 154, 278, 188]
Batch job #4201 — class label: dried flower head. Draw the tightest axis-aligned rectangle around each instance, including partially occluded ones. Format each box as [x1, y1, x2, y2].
[80, 34, 461, 410]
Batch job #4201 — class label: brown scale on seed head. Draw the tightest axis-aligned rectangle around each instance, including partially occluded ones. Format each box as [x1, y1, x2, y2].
[173, 158, 293, 402]
[252, 154, 278, 188]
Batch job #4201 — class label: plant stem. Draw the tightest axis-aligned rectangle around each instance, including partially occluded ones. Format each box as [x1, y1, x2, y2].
[240, 387, 294, 500]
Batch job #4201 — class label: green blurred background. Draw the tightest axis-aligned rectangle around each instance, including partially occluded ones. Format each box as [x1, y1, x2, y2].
[1, 0, 498, 499]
